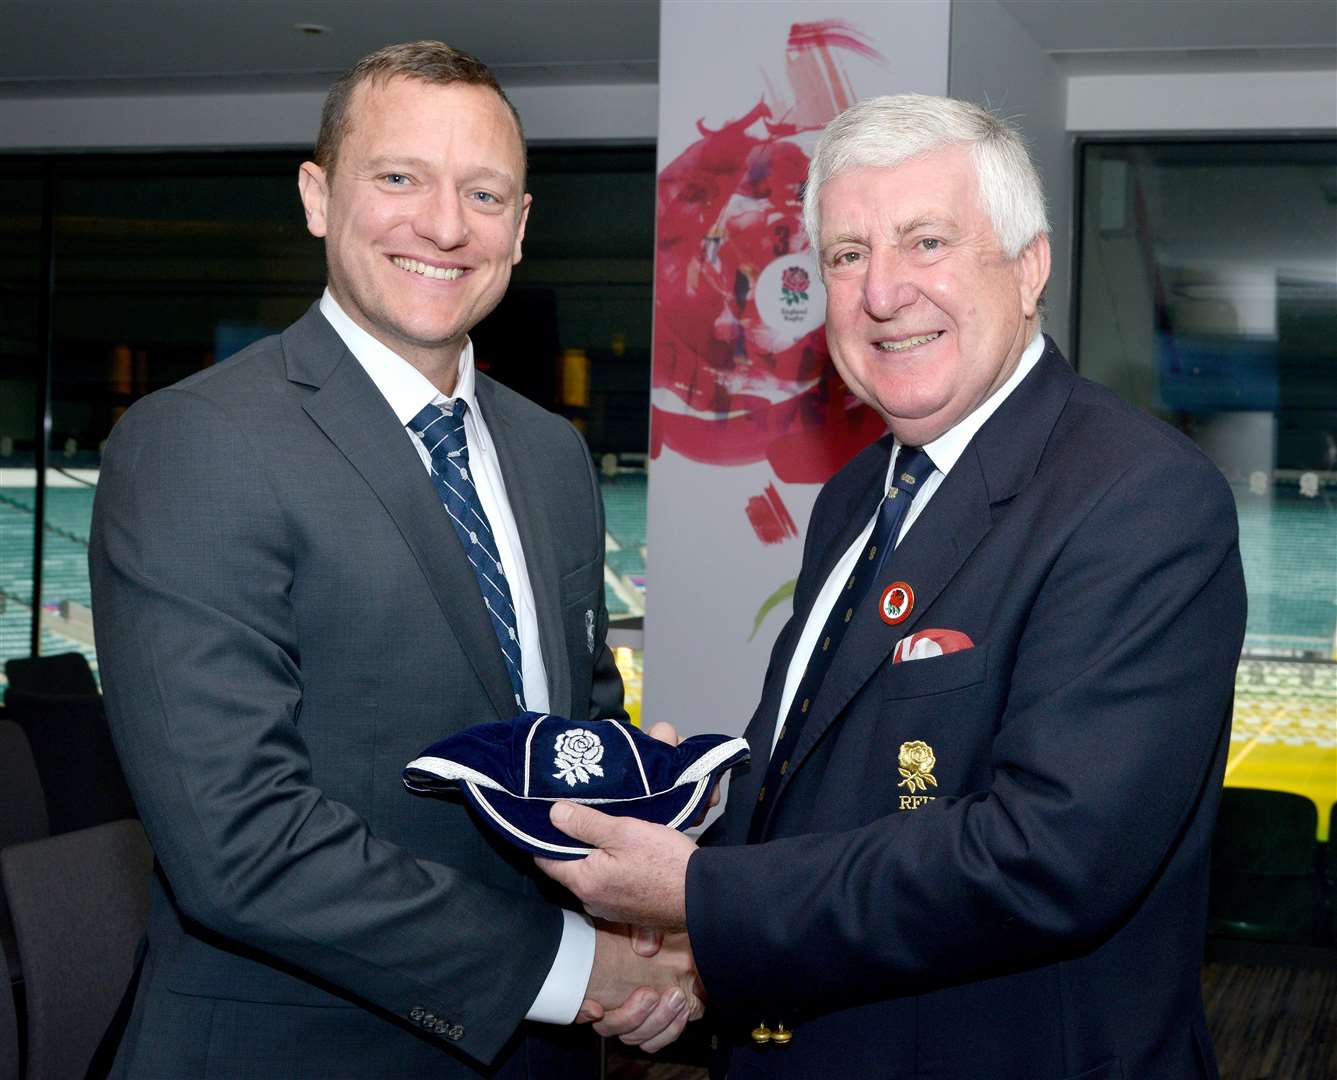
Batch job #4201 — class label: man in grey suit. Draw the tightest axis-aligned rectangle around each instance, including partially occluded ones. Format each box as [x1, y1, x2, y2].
[89, 40, 699, 1078]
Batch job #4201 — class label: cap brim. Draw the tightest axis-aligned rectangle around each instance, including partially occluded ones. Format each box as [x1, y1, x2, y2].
[462, 774, 715, 859]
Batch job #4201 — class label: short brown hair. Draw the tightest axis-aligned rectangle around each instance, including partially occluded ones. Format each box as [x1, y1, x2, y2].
[314, 40, 526, 177]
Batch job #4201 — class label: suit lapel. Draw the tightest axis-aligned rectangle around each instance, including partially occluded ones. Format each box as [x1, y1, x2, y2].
[476, 376, 573, 719]
[773, 339, 1077, 805]
[285, 307, 517, 721]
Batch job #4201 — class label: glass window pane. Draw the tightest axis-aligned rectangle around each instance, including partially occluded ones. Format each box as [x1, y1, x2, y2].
[9, 147, 656, 677]
[43, 154, 324, 675]
[1077, 140, 1337, 660]
[0, 162, 44, 683]
[474, 147, 655, 629]
[1076, 141, 1337, 932]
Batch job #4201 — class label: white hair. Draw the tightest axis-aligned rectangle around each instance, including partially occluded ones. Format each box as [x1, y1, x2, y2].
[802, 94, 1049, 262]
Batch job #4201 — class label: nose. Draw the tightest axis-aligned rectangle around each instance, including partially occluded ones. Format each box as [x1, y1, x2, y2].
[862, 248, 918, 320]
[412, 187, 470, 251]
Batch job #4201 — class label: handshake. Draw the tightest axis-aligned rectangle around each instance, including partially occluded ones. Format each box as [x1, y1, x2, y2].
[540, 721, 719, 1053]
[580, 919, 702, 1053]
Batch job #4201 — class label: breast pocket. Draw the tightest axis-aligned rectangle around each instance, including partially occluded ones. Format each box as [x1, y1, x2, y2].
[860, 645, 993, 815]
[559, 556, 603, 711]
[559, 555, 601, 626]
[881, 643, 988, 700]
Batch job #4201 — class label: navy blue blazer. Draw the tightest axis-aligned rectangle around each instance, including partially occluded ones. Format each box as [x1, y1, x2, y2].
[687, 339, 1245, 1080]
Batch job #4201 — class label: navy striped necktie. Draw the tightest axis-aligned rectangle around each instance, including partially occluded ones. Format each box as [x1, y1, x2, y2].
[409, 400, 526, 712]
[748, 446, 936, 843]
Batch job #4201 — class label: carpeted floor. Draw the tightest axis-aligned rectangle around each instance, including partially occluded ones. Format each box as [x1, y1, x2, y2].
[607, 1058, 705, 1080]
[607, 961, 1337, 1080]
[1202, 961, 1337, 1079]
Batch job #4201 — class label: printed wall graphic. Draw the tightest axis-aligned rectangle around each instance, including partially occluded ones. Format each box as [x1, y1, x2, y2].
[651, 21, 887, 493]
[645, 1, 950, 738]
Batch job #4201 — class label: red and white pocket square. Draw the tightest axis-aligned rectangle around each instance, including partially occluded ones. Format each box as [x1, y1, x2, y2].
[892, 629, 975, 664]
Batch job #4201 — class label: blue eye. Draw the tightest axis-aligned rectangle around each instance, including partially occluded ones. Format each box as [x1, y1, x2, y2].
[383, 174, 410, 186]
[919, 237, 941, 251]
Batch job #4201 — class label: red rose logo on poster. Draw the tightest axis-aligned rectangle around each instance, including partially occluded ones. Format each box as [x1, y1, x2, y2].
[780, 266, 810, 305]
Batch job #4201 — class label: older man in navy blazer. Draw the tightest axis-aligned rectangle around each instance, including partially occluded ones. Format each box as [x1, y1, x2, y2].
[543, 94, 1245, 1079]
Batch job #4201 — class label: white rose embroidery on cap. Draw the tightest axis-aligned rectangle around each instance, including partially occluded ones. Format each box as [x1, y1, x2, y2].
[554, 728, 605, 786]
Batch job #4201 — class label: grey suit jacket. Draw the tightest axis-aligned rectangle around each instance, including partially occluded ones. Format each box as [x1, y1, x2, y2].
[89, 304, 625, 1078]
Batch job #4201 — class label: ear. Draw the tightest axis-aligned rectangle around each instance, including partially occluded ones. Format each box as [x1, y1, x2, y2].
[1016, 233, 1051, 319]
[297, 162, 330, 239]
[512, 192, 532, 266]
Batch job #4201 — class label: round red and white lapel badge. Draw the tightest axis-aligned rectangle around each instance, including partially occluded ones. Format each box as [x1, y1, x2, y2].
[879, 582, 914, 625]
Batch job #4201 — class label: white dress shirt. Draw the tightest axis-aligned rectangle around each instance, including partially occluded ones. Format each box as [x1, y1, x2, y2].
[772, 332, 1047, 752]
[319, 290, 594, 1024]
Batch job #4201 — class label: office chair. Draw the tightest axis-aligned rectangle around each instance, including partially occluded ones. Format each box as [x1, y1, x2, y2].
[3, 652, 98, 698]
[3, 690, 137, 835]
[0, 719, 49, 984]
[0, 969, 16, 1080]
[1208, 787, 1319, 944]
[0, 820, 152, 1080]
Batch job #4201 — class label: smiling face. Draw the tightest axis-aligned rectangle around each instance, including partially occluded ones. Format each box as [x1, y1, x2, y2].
[817, 145, 1049, 446]
[298, 76, 530, 389]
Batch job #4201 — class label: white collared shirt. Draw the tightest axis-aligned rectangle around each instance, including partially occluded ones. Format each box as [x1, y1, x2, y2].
[318, 290, 592, 1024]
[772, 332, 1047, 751]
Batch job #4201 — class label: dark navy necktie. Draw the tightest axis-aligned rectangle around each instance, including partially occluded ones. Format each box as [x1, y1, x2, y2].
[409, 400, 526, 712]
[748, 446, 936, 843]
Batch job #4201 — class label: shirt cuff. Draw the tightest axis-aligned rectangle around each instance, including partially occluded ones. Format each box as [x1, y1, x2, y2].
[525, 909, 596, 1024]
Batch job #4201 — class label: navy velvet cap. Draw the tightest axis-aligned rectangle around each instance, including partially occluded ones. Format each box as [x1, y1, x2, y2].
[403, 712, 750, 859]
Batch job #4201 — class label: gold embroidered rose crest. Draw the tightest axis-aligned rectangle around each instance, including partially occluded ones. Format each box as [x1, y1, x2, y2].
[897, 740, 938, 793]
